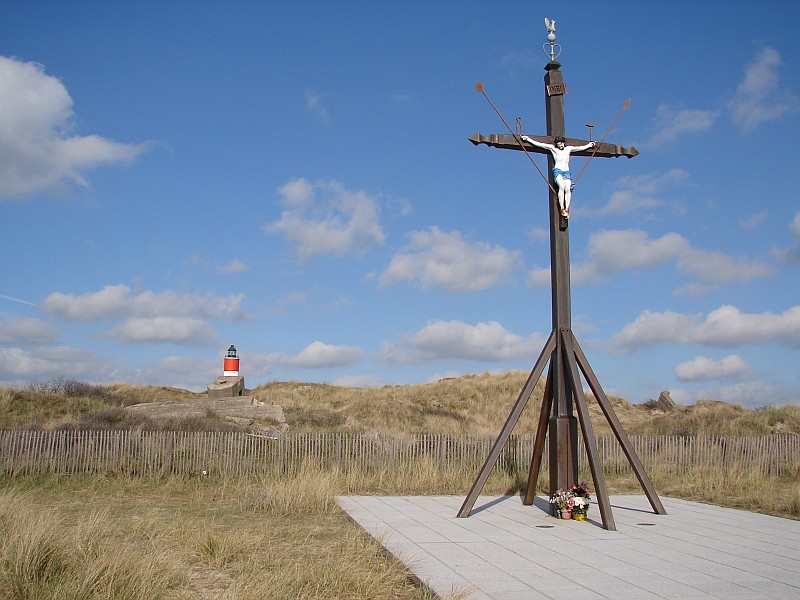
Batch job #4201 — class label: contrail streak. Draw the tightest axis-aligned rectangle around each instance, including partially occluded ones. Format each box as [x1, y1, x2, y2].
[0, 294, 36, 306]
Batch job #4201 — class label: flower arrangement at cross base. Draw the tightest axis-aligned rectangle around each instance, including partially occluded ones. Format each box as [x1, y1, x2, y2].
[570, 481, 591, 520]
[549, 481, 591, 520]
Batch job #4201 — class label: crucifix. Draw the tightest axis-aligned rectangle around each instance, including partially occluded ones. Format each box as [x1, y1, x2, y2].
[457, 20, 666, 531]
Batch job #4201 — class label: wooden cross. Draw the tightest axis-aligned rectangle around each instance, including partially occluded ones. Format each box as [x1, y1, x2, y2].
[457, 59, 666, 531]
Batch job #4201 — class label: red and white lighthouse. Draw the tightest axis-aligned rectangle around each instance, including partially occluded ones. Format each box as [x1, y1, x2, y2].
[223, 345, 240, 376]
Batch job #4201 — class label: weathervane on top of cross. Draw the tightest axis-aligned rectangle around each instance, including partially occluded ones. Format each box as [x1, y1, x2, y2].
[471, 17, 637, 223]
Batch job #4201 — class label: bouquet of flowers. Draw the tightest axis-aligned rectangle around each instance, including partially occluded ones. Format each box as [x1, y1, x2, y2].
[549, 482, 591, 519]
[570, 481, 591, 518]
[549, 487, 575, 516]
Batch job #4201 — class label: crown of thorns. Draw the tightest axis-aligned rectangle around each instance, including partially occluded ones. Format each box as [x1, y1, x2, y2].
[554, 136, 566, 143]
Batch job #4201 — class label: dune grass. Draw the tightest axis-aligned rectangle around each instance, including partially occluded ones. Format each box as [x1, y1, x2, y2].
[3, 373, 799, 438]
[251, 372, 800, 437]
[0, 469, 447, 600]
[1, 374, 798, 596]
[1, 452, 797, 599]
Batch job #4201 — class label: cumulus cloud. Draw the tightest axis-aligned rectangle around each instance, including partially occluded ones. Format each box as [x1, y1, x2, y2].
[109, 317, 218, 345]
[155, 355, 217, 376]
[378, 320, 544, 364]
[284, 340, 363, 368]
[648, 105, 718, 147]
[697, 381, 800, 408]
[0, 56, 147, 201]
[611, 304, 800, 353]
[216, 259, 247, 275]
[585, 169, 687, 217]
[0, 317, 60, 346]
[674, 354, 750, 382]
[379, 227, 522, 292]
[0, 345, 117, 382]
[730, 48, 798, 133]
[530, 228, 774, 291]
[265, 178, 385, 259]
[41, 285, 247, 321]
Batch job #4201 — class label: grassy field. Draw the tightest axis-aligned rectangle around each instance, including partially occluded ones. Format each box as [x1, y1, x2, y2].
[1, 374, 799, 598]
[0, 462, 524, 600]
[3, 372, 799, 437]
[1, 461, 798, 599]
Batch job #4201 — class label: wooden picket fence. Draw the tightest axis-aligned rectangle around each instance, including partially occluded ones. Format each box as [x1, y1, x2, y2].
[0, 430, 797, 478]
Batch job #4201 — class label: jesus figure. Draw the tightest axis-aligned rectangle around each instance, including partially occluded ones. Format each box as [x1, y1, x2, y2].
[520, 135, 595, 218]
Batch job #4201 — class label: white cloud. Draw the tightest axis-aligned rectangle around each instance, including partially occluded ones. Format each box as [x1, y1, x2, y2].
[41, 285, 247, 321]
[333, 374, 382, 387]
[648, 104, 718, 147]
[530, 229, 774, 290]
[305, 91, 330, 124]
[674, 354, 750, 382]
[237, 351, 282, 379]
[697, 381, 800, 408]
[585, 169, 687, 217]
[155, 355, 217, 376]
[527, 267, 551, 288]
[265, 178, 385, 259]
[774, 212, 800, 265]
[527, 227, 549, 241]
[664, 388, 693, 406]
[216, 259, 247, 275]
[612, 304, 800, 353]
[109, 316, 218, 345]
[379, 227, 522, 292]
[0, 56, 146, 201]
[0, 345, 117, 382]
[739, 211, 766, 229]
[378, 320, 544, 364]
[285, 341, 363, 368]
[0, 317, 60, 346]
[730, 48, 798, 133]
[791, 212, 800, 238]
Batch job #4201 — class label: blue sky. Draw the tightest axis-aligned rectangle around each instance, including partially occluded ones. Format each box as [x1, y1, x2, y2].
[1, 1, 799, 407]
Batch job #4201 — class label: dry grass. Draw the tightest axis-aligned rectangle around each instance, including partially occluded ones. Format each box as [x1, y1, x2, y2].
[3, 372, 799, 437]
[1, 455, 797, 599]
[3, 373, 798, 597]
[252, 372, 547, 437]
[0, 489, 184, 599]
[0, 472, 446, 600]
[251, 372, 800, 437]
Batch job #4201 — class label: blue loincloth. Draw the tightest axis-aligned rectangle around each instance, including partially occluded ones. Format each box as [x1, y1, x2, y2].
[552, 168, 575, 189]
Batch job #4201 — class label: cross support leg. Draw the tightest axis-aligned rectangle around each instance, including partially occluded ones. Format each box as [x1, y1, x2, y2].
[561, 329, 616, 530]
[457, 331, 556, 518]
[523, 365, 553, 505]
[571, 335, 667, 515]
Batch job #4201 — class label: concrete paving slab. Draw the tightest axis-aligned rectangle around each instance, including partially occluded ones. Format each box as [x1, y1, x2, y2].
[337, 495, 800, 600]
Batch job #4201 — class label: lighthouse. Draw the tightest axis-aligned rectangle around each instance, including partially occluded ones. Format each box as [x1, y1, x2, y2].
[207, 344, 245, 398]
[223, 345, 239, 376]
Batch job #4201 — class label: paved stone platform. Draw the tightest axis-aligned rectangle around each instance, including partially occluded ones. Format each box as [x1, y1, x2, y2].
[337, 495, 800, 600]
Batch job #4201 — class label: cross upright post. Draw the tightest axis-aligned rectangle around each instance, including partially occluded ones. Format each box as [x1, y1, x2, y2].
[542, 59, 579, 500]
[457, 21, 666, 530]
